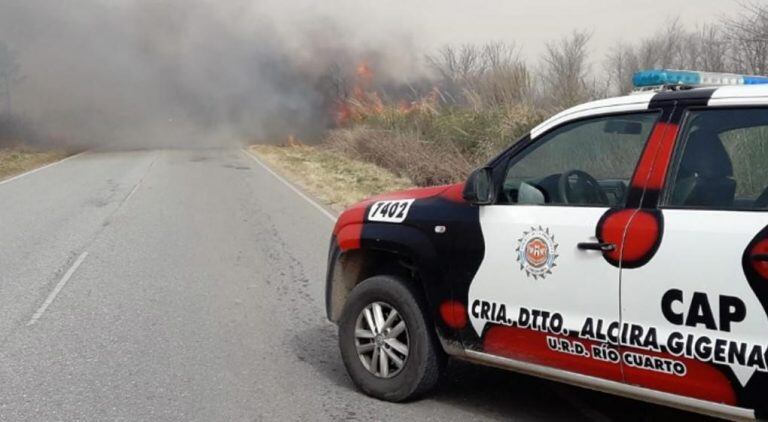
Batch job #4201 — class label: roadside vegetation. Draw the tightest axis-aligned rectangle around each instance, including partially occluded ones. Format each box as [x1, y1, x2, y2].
[0, 147, 68, 180]
[0, 42, 74, 180]
[0, 113, 72, 181]
[257, 3, 768, 198]
[249, 144, 413, 212]
[0, 114, 71, 180]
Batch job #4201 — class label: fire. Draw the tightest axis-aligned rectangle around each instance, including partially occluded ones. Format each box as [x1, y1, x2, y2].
[334, 102, 352, 127]
[333, 60, 383, 126]
[332, 61, 438, 127]
[356, 61, 374, 81]
[397, 100, 413, 113]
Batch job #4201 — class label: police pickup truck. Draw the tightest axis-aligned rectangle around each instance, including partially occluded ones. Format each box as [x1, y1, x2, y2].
[326, 69, 768, 420]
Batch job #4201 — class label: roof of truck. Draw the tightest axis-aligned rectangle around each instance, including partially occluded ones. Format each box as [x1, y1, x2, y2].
[531, 84, 768, 139]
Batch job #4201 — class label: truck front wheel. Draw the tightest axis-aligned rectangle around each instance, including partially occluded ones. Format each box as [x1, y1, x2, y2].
[338, 275, 446, 402]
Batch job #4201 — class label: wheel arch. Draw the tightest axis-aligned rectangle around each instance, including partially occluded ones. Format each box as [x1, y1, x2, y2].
[326, 225, 440, 323]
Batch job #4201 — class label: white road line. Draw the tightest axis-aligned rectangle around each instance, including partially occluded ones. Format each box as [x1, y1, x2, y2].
[124, 180, 142, 203]
[242, 148, 338, 222]
[0, 151, 87, 186]
[249, 152, 609, 419]
[123, 155, 157, 204]
[27, 251, 89, 326]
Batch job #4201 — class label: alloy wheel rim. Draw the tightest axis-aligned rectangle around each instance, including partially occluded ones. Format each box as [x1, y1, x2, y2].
[354, 301, 409, 378]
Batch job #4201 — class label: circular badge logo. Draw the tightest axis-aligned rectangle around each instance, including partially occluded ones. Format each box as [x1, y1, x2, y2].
[516, 226, 558, 279]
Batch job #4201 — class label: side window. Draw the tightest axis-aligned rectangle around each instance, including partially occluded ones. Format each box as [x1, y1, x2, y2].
[501, 112, 658, 206]
[664, 108, 768, 211]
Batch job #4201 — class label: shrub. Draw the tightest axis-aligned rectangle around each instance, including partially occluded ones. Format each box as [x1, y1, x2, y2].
[326, 104, 543, 186]
[327, 127, 472, 186]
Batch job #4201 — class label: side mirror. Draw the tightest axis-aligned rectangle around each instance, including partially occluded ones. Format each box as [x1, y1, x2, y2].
[463, 167, 495, 205]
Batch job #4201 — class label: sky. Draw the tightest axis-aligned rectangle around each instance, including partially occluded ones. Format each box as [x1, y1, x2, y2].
[261, 0, 743, 60]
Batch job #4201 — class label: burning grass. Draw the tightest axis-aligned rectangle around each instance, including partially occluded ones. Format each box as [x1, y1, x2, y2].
[249, 144, 413, 211]
[325, 53, 546, 187]
[0, 147, 69, 181]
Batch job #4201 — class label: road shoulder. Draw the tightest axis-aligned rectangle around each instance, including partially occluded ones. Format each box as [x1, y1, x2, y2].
[0, 148, 77, 182]
[248, 144, 413, 212]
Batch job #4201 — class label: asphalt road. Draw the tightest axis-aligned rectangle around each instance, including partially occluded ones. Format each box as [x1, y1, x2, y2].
[0, 149, 714, 421]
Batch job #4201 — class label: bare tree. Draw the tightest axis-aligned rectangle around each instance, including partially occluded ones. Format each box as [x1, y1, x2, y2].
[426, 45, 480, 84]
[472, 42, 533, 109]
[629, 19, 689, 70]
[0, 41, 20, 114]
[426, 42, 532, 110]
[658, 18, 689, 69]
[316, 62, 349, 104]
[604, 19, 733, 95]
[539, 30, 594, 110]
[722, 2, 768, 75]
[690, 24, 729, 72]
[426, 44, 483, 106]
[605, 42, 640, 95]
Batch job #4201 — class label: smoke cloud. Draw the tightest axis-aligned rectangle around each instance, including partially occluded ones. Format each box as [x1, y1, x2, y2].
[0, 0, 423, 148]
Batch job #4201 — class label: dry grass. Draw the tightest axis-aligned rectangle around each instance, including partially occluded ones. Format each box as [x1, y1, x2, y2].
[326, 127, 473, 187]
[331, 104, 543, 187]
[249, 144, 413, 212]
[0, 147, 70, 181]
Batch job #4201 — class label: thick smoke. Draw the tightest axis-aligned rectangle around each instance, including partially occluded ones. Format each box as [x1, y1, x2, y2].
[0, 0, 422, 148]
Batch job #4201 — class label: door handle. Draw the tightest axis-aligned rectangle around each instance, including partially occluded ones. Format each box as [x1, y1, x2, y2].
[751, 254, 768, 262]
[577, 242, 616, 252]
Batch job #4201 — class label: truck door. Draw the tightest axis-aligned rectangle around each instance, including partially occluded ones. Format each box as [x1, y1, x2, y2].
[620, 106, 768, 413]
[465, 111, 660, 382]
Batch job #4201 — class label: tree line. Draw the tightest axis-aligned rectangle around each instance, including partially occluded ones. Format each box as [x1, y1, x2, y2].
[428, 3, 768, 113]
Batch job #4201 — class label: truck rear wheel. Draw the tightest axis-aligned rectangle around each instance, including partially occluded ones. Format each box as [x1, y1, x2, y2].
[338, 275, 445, 402]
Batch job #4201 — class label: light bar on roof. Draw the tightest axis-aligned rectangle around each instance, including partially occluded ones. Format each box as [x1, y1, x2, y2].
[632, 69, 768, 89]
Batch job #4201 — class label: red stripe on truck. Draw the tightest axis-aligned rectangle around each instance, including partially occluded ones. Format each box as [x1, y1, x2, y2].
[631, 122, 679, 190]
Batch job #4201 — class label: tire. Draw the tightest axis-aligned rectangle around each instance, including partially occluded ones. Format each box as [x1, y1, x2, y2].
[338, 274, 446, 402]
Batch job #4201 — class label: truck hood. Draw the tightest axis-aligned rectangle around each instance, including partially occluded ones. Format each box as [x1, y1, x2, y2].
[332, 183, 465, 236]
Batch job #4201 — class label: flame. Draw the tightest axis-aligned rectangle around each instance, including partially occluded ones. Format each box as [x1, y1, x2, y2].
[334, 102, 352, 126]
[356, 61, 374, 81]
[332, 61, 439, 127]
[333, 61, 381, 126]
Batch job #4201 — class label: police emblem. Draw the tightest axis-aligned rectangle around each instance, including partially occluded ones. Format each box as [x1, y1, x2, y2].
[516, 226, 558, 279]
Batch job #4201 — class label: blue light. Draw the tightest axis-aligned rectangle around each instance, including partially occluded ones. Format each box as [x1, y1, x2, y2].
[632, 70, 700, 87]
[743, 75, 768, 85]
[632, 69, 768, 88]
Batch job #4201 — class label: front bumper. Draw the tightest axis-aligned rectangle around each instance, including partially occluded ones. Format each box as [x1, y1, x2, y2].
[325, 236, 341, 322]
